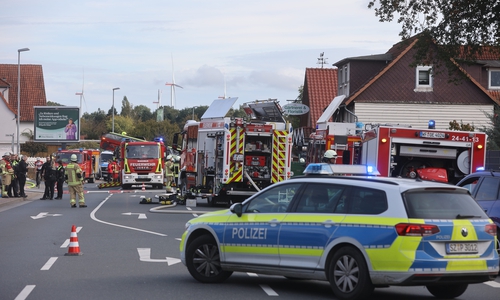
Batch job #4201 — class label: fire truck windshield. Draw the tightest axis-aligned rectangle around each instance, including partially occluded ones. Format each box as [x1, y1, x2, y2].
[56, 152, 83, 164]
[125, 145, 159, 159]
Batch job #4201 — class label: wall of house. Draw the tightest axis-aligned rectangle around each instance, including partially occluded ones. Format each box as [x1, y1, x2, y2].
[353, 103, 492, 130]
[0, 100, 34, 154]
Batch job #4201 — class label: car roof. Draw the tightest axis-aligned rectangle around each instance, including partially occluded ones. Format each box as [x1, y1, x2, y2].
[289, 175, 466, 193]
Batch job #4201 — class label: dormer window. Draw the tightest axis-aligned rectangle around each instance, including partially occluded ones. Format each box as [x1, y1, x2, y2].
[415, 65, 433, 92]
[489, 69, 500, 89]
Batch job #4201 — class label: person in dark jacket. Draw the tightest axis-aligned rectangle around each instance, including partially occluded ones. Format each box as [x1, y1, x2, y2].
[55, 160, 65, 199]
[8, 154, 20, 197]
[17, 155, 28, 198]
[41, 156, 56, 200]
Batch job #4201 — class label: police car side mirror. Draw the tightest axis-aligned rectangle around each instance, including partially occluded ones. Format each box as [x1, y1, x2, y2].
[230, 203, 242, 217]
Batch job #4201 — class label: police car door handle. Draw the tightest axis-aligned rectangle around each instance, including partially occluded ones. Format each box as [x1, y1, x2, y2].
[268, 219, 280, 227]
[322, 220, 335, 228]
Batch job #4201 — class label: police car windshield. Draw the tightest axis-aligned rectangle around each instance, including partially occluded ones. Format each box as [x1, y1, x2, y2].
[126, 145, 159, 159]
[404, 190, 488, 220]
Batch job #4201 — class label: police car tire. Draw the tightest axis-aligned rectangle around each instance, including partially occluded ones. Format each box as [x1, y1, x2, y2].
[186, 235, 233, 283]
[426, 284, 468, 299]
[328, 246, 373, 300]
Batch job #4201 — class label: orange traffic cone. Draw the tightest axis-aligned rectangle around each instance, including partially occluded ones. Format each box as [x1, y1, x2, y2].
[65, 225, 82, 256]
[142, 183, 145, 191]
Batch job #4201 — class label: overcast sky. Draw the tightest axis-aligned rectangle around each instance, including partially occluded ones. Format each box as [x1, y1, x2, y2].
[1, 0, 402, 115]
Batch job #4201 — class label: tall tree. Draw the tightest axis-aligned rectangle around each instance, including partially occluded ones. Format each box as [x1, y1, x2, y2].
[121, 96, 133, 117]
[481, 104, 500, 150]
[368, 1, 500, 68]
[133, 105, 153, 122]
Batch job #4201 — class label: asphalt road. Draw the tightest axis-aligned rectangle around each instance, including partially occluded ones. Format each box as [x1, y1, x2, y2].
[1, 180, 499, 300]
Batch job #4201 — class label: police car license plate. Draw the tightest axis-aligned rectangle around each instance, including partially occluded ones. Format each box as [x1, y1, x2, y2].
[446, 242, 478, 254]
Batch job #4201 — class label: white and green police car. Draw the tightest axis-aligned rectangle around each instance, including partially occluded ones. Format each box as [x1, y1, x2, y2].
[180, 164, 499, 300]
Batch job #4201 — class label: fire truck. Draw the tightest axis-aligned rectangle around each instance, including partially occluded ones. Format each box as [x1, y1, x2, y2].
[361, 122, 486, 183]
[302, 95, 487, 184]
[100, 132, 167, 189]
[172, 97, 293, 206]
[55, 149, 100, 183]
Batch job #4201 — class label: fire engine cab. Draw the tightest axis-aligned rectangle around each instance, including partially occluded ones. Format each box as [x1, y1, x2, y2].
[55, 149, 100, 183]
[173, 97, 293, 206]
[100, 132, 167, 189]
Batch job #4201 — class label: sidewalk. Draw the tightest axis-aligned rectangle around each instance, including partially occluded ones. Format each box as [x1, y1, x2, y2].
[0, 180, 45, 209]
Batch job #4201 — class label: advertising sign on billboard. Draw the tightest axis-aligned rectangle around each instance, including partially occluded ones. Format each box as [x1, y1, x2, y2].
[34, 106, 80, 142]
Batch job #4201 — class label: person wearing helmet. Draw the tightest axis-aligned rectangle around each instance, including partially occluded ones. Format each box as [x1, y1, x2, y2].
[0, 152, 14, 198]
[66, 154, 86, 208]
[322, 150, 338, 164]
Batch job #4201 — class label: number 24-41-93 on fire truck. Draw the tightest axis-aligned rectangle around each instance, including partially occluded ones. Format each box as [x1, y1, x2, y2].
[173, 97, 293, 206]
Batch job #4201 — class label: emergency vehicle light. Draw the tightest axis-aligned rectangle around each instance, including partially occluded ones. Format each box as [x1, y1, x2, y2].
[476, 167, 485, 171]
[428, 120, 435, 129]
[303, 163, 380, 176]
[477, 144, 483, 149]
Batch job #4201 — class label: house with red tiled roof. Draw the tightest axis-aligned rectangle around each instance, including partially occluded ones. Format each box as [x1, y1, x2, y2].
[0, 64, 47, 154]
[330, 37, 500, 130]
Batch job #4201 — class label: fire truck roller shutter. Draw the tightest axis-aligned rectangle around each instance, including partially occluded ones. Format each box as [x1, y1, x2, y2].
[456, 150, 470, 174]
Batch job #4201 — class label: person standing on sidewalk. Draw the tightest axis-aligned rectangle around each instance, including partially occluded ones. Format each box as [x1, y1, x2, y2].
[17, 155, 28, 198]
[34, 157, 43, 188]
[55, 160, 65, 199]
[65, 154, 86, 208]
[0, 153, 14, 198]
[9, 154, 20, 197]
[41, 156, 56, 200]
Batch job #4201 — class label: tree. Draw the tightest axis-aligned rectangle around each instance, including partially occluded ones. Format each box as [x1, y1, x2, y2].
[47, 100, 63, 106]
[133, 105, 153, 122]
[20, 129, 48, 156]
[368, 1, 500, 70]
[449, 120, 475, 131]
[121, 96, 133, 117]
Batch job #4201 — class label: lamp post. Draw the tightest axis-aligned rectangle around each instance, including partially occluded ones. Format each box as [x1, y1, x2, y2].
[192, 106, 198, 120]
[112, 87, 120, 132]
[17, 48, 30, 155]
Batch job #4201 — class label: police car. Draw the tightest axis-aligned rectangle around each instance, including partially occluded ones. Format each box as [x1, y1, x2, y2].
[180, 164, 499, 300]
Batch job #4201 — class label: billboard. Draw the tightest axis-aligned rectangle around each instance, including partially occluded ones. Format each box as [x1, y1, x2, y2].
[34, 106, 80, 142]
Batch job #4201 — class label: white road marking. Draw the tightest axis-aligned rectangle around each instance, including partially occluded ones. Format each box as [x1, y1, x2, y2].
[30, 212, 62, 219]
[90, 195, 167, 236]
[484, 281, 500, 288]
[260, 284, 278, 296]
[41, 257, 58, 270]
[247, 272, 259, 277]
[14, 285, 35, 300]
[121, 212, 147, 219]
[137, 248, 181, 266]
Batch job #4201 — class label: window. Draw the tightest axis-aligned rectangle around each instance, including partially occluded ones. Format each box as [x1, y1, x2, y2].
[415, 65, 433, 92]
[348, 187, 387, 214]
[245, 183, 301, 213]
[489, 69, 500, 89]
[295, 183, 346, 213]
[474, 177, 500, 201]
[338, 63, 350, 97]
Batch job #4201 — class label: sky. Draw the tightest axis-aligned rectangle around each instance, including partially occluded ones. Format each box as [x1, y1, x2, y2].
[1, 0, 403, 116]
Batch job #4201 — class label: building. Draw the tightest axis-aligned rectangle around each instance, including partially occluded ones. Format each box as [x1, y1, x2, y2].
[0, 64, 47, 154]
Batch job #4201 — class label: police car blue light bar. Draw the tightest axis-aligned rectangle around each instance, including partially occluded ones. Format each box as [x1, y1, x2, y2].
[303, 163, 380, 176]
[476, 167, 485, 171]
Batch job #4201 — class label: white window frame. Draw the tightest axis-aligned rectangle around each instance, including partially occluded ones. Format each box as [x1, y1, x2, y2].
[338, 63, 350, 96]
[488, 69, 500, 90]
[415, 65, 433, 92]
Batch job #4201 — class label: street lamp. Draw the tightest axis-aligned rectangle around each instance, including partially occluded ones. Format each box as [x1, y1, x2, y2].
[192, 106, 198, 120]
[17, 48, 29, 155]
[112, 87, 120, 132]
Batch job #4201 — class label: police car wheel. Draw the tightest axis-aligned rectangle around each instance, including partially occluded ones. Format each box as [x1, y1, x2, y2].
[426, 284, 468, 299]
[328, 246, 373, 300]
[186, 235, 233, 283]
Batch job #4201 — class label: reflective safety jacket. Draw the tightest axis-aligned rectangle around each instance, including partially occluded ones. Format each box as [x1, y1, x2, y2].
[66, 162, 83, 186]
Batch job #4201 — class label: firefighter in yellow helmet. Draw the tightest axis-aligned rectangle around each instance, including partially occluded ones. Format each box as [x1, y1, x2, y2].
[164, 155, 174, 192]
[65, 154, 86, 208]
[322, 150, 338, 164]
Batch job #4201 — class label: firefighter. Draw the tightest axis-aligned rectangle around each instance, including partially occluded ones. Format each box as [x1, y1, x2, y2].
[322, 150, 338, 164]
[112, 159, 120, 182]
[107, 159, 113, 183]
[0, 152, 14, 198]
[65, 154, 86, 208]
[165, 155, 174, 192]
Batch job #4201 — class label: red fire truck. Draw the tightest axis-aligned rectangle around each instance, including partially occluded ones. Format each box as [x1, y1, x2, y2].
[100, 132, 167, 189]
[301, 96, 487, 184]
[55, 149, 100, 183]
[173, 98, 293, 206]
